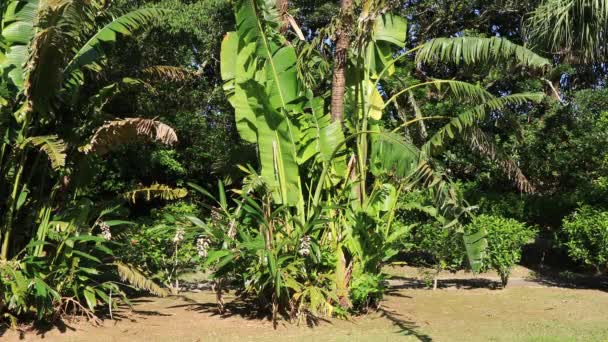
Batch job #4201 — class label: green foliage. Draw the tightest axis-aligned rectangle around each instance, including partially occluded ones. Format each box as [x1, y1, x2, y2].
[466, 215, 537, 286]
[0, 208, 157, 325]
[117, 202, 203, 288]
[406, 222, 467, 274]
[193, 184, 337, 325]
[562, 206, 608, 274]
[524, 0, 608, 63]
[0, 0, 174, 325]
[349, 273, 386, 311]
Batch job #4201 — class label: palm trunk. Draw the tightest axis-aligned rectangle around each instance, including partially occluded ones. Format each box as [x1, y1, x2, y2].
[330, 0, 354, 123]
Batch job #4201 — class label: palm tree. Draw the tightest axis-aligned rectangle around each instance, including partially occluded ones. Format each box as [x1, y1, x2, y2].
[524, 0, 608, 63]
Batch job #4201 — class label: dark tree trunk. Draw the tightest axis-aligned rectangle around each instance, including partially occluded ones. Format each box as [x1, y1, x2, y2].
[330, 0, 354, 123]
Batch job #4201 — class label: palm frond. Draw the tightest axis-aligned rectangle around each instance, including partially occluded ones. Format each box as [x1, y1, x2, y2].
[81, 117, 178, 155]
[421, 92, 545, 156]
[114, 262, 168, 297]
[24, 26, 68, 115]
[139, 65, 199, 82]
[88, 78, 153, 113]
[524, 0, 608, 62]
[386, 79, 497, 109]
[21, 135, 67, 170]
[415, 37, 551, 69]
[467, 127, 535, 193]
[370, 131, 420, 179]
[123, 183, 188, 203]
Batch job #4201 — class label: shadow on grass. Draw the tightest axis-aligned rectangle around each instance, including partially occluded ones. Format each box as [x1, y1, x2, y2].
[0, 296, 170, 340]
[168, 293, 432, 339]
[526, 266, 608, 292]
[378, 307, 433, 341]
[387, 276, 502, 290]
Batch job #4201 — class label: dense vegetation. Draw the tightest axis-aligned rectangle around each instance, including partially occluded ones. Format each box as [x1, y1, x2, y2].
[1, 0, 608, 329]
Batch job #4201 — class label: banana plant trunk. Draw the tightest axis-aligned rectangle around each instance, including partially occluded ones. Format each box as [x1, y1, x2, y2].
[330, 0, 354, 123]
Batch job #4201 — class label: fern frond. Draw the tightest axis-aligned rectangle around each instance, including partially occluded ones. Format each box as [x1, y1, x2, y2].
[123, 183, 188, 203]
[21, 135, 67, 170]
[114, 262, 168, 297]
[81, 117, 178, 155]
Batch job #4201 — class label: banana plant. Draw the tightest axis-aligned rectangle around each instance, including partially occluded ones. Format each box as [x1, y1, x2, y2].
[219, 0, 551, 314]
[0, 0, 169, 260]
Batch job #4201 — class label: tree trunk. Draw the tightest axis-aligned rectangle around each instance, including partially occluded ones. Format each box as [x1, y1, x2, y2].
[330, 0, 354, 123]
[276, 0, 289, 34]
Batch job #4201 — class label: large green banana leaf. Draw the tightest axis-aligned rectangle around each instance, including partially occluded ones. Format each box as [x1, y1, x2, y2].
[221, 0, 303, 207]
[366, 13, 407, 77]
[0, 0, 38, 89]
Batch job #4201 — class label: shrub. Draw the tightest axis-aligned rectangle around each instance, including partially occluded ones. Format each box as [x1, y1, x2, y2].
[466, 215, 537, 287]
[117, 202, 203, 290]
[349, 273, 386, 310]
[562, 206, 608, 274]
[405, 222, 466, 289]
[0, 222, 164, 326]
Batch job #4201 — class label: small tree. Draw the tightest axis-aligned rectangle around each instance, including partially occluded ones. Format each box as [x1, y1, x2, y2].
[407, 222, 466, 290]
[467, 215, 536, 287]
[563, 206, 608, 275]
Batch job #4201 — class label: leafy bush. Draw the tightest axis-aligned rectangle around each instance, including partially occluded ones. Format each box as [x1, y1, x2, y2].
[0, 211, 166, 326]
[349, 273, 386, 310]
[117, 202, 203, 290]
[405, 222, 466, 289]
[562, 206, 608, 274]
[467, 215, 536, 286]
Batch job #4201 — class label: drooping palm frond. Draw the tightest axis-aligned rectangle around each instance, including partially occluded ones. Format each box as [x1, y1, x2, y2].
[62, 8, 167, 93]
[369, 131, 487, 271]
[139, 65, 200, 82]
[385, 79, 498, 110]
[415, 37, 551, 69]
[418, 93, 544, 193]
[524, 0, 608, 62]
[421, 92, 545, 157]
[24, 26, 68, 115]
[413, 161, 486, 272]
[114, 262, 168, 297]
[123, 183, 188, 203]
[370, 131, 420, 179]
[467, 127, 535, 193]
[80, 117, 178, 155]
[21, 135, 67, 170]
[88, 78, 154, 113]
